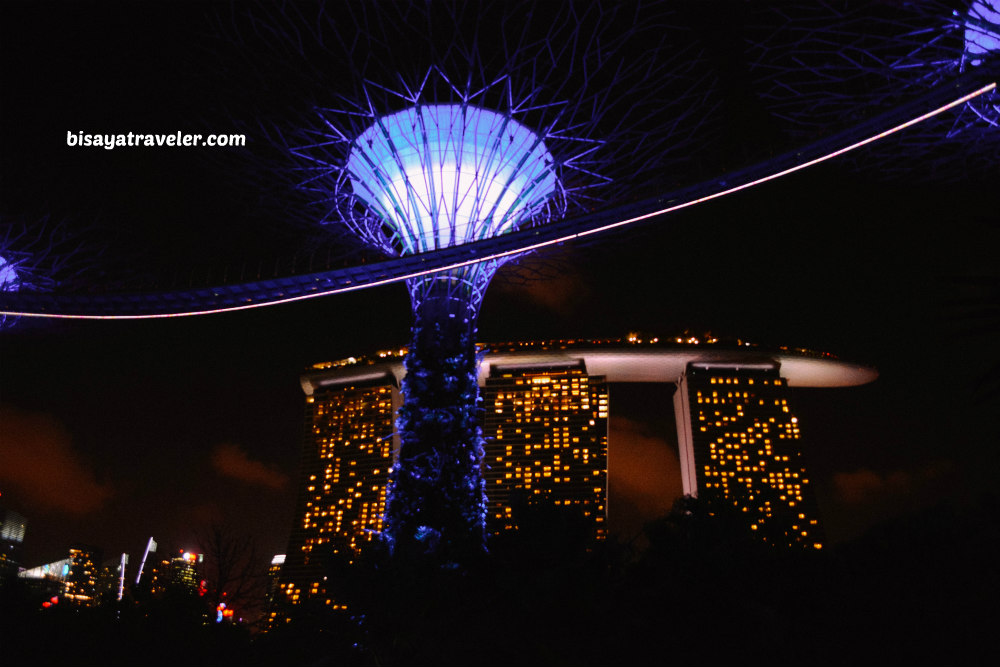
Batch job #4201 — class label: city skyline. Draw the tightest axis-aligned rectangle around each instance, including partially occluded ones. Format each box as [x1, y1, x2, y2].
[2, 1, 997, 578]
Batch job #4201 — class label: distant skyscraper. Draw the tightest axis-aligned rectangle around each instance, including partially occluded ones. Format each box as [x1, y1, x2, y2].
[674, 362, 823, 548]
[171, 551, 201, 592]
[279, 368, 397, 608]
[264, 554, 285, 628]
[146, 550, 202, 597]
[64, 545, 101, 606]
[482, 361, 609, 542]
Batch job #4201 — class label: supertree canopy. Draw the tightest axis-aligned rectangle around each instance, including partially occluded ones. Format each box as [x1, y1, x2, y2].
[0, 256, 20, 288]
[346, 104, 559, 254]
[0, 256, 22, 329]
[963, 0, 1000, 123]
[344, 97, 561, 312]
[745, 0, 1000, 181]
[965, 0, 1000, 65]
[0, 220, 91, 330]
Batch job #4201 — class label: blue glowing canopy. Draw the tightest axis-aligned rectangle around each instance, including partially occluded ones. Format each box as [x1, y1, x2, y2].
[0, 256, 22, 329]
[0, 256, 19, 292]
[346, 104, 559, 255]
[964, 0, 1000, 65]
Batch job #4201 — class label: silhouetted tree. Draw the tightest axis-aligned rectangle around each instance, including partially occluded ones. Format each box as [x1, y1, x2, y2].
[198, 524, 266, 625]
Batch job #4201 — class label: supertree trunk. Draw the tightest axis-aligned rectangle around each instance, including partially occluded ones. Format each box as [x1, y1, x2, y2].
[384, 276, 487, 564]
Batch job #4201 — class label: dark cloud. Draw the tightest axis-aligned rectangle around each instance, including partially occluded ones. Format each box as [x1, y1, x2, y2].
[0, 404, 113, 513]
[189, 502, 226, 529]
[494, 259, 592, 317]
[210, 443, 289, 490]
[833, 460, 954, 505]
[608, 415, 682, 538]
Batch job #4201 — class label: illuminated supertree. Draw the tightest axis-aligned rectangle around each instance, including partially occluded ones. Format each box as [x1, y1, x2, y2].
[248, 2, 721, 563]
[332, 82, 560, 562]
[0, 219, 90, 330]
[0, 255, 24, 330]
[746, 0, 1000, 180]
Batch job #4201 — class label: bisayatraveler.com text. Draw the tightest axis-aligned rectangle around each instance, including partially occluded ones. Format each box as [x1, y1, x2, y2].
[67, 131, 246, 150]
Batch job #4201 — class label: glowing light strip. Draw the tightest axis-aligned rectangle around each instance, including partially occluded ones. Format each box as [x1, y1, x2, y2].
[3, 82, 994, 321]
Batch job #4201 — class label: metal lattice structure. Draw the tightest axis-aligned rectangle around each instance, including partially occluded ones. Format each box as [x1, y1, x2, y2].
[747, 0, 1000, 181]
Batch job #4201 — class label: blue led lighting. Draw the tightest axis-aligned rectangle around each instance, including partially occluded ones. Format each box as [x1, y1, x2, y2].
[0, 256, 21, 328]
[965, 0, 1000, 65]
[0, 256, 19, 292]
[347, 104, 558, 255]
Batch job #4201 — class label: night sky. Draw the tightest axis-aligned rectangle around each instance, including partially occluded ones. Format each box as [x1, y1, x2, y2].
[1, 2, 998, 571]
